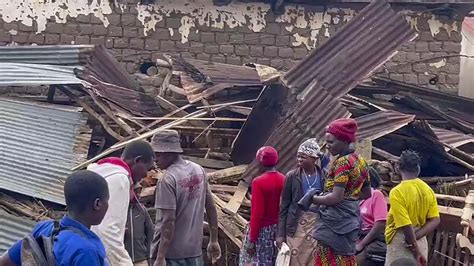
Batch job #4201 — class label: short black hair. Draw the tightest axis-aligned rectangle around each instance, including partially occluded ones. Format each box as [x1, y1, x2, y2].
[122, 140, 155, 162]
[398, 150, 421, 173]
[64, 170, 108, 213]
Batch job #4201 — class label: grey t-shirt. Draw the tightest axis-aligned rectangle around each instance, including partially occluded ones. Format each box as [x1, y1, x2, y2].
[151, 158, 208, 259]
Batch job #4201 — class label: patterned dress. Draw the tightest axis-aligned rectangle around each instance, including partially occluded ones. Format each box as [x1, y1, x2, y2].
[315, 153, 369, 266]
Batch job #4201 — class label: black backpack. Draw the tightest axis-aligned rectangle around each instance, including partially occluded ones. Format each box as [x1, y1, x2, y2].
[20, 221, 85, 266]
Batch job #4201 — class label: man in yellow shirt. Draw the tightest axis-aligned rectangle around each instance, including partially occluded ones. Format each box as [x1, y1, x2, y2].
[385, 150, 440, 266]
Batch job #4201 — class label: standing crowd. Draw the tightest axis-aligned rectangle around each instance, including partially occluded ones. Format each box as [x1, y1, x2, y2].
[239, 118, 440, 266]
[0, 118, 440, 266]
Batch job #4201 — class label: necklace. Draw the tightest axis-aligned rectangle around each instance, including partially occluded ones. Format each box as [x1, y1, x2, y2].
[303, 169, 319, 188]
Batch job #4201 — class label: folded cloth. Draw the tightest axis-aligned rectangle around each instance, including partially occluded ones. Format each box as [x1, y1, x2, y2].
[297, 188, 321, 212]
[313, 199, 360, 255]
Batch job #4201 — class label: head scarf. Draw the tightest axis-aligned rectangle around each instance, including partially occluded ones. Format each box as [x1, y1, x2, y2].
[298, 138, 322, 158]
[327, 118, 358, 143]
[256, 146, 279, 166]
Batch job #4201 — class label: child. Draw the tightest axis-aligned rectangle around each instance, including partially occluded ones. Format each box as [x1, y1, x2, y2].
[385, 150, 440, 266]
[0, 170, 110, 265]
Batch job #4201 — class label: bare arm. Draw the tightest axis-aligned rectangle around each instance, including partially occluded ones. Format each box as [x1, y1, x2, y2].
[415, 217, 440, 240]
[156, 209, 176, 260]
[312, 186, 345, 206]
[0, 254, 16, 266]
[359, 221, 385, 247]
[205, 188, 219, 244]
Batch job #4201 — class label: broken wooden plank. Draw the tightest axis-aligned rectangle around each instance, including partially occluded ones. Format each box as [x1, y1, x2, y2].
[131, 116, 248, 122]
[86, 89, 138, 137]
[210, 185, 237, 193]
[207, 165, 247, 184]
[212, 193, 247, 229]
[73, 109, 210, 170]
[223, 180, 249, 215]
[184, 156, 234, 170]
[59, 86, 124, 141]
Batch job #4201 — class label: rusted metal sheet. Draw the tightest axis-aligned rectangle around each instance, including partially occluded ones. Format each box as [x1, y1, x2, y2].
[80, 75, 162, 116]
[239, 0, 415, 180]
[175, 58, 262, 103]
[356, 110, 416, 141]
[0, 209, 36, 254]
[0, 98, 91, 204]
[431, 126, 474, 149]
[282, 0, 416, 98]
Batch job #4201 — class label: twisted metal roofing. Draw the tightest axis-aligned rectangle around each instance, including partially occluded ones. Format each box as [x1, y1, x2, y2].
[0, 209, 36, 254]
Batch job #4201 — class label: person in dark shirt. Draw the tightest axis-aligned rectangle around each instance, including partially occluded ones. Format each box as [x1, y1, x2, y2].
[0, 170, 110, 266]
[125, 189, 154, 266]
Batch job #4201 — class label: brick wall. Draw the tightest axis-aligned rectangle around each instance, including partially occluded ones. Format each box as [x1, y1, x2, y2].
[0, 0, 466, 94]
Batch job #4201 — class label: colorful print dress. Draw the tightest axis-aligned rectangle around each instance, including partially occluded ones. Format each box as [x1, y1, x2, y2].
[315, 153, 369, 266]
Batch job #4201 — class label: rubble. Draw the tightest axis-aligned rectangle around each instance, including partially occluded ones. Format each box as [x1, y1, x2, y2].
[0, 0, 472, 264]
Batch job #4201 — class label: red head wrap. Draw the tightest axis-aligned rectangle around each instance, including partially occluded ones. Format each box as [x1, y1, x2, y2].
[327, 118, 358, 143]
[256, 146, 279, 166]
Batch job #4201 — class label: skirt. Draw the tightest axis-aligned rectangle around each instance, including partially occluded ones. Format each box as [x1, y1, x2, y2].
[385, 229, 428, 266]
[286, 212, 318, 266]
[239, 223, 278, 266]
[315, 243, 356, 266]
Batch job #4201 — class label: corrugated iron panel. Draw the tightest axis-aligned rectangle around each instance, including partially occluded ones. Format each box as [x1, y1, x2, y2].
[0, 209, 36, 254]
[356, 110, 415, 141]
[175, 58, 262, 103]
[0, 63, 81, 86]
[282, 0, 416, 98]
[0, 45, 93, 65]
[179, 58, 261, 86]
[431, 126, 474, 149]
[0, 98, 91, 204]
[239, 0, 414, 181]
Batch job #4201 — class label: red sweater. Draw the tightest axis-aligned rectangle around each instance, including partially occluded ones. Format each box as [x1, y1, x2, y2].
[249, 171, 285, 242]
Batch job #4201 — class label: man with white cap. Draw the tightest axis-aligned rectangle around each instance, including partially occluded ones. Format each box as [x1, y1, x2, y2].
[150, 130, 221, 266]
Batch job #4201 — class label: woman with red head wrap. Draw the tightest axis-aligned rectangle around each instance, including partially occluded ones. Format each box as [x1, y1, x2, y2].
[311, 118, 370, 266]
[239, 146, 285, 266]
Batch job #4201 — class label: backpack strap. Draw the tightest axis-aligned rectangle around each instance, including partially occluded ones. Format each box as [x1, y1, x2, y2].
[44, 221, 88, 265]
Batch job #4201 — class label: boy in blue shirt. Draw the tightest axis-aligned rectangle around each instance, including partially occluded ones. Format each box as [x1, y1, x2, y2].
[0, 170, 110, 266]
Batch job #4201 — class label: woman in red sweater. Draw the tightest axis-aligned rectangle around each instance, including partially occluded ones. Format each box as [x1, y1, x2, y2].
[239, 146, 285, 266]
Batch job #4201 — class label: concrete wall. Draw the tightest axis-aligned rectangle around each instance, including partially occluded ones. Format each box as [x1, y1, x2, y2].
[459, 17, 474, 99]
[0, 0, 466, 94]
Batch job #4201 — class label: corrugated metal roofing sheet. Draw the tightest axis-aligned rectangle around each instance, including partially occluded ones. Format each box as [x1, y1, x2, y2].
[282, 1, 416, 98]
[0, 98, 91, 204]
[0, 45, 92, 65]
[175, 58, 262, 103]
[356, 110, 415, 141]
[239, 0, 415, 180]
[431, 126, 474, 149]
[0, 209, 36, 254]
[0, 63, 81, 86]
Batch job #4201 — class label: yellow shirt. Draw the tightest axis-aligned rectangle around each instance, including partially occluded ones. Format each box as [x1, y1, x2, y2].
[385, 178, 439, 244]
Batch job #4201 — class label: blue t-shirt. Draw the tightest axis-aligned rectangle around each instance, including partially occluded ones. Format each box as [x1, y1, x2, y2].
[8, 216, 108, 266]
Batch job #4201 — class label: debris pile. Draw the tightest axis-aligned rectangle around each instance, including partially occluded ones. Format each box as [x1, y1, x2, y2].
[0, 1, 472, 265]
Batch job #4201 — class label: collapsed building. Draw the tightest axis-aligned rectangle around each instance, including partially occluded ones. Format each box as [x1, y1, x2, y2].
[0, 0, 473, 265]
